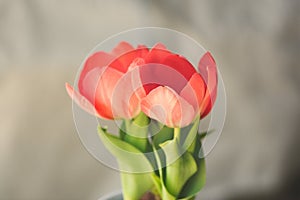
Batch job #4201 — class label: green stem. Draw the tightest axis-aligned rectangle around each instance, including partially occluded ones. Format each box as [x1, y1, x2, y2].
[120, 171, 154, 200]
[122, 118, 151, 152]
[174, 127, 181, 143]
[124, 119, 131, 132]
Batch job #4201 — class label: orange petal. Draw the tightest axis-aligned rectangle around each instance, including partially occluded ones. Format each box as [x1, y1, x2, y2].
[65, 83, 101, 118]
[141, 86, 195, 127]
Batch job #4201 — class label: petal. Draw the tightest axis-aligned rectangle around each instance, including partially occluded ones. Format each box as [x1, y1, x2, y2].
[141, 43, 175, 93]
[94, 67, 124, 119]
[94, 63, 146, 119]
[152, 43, 167, 50]
[139, 62, 189, 94]
[65, 83, 101, 117]
[109, 48, 148, 73]
[180, 73, 206, 113]
[141, 86, 195, 127]
[78, 51, 115, 98]
[145, 44, 172, 63]
[198, 52, 218, 118]
[161, 54, 196, 82]
[136, 44, 149, 58]
[128, 57, 145, 71]
[110, 68, 146, 119]
[79, 66, 106, 103]
[111, 41, 135, 57]
[78, 42, 136, 96]
[130, 64, 147, 99]
[198, 52, 216, 83]
[140, 54, 197, 95]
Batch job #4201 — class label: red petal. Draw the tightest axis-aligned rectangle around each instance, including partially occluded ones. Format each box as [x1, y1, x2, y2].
[198, 52, 218, 118]
[78, 52, 115, 99]
[78, 42, 136, 97]
[139, 62, 190, 94]
[65, 83, 101, 117]
[111, 41, 134, 57]
[152, 43, 167, 50]
[136, 44, 149, 58]
[79, 67, 106, 103]
[161, 54, 196, 82]
[94, 67, 124, 119]
[198, 52, 216, 83]
[109, 48, 148, 73]
[111, 69, 146, 118]
[180, 73, 206, 113]
[141, 86, 195, 127]
[141, 46, 197, 95]
[145, 44, 172, 63]
[140, 43, 174, 93]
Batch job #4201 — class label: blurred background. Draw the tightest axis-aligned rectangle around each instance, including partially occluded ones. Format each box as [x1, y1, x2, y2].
[0, 0, 300, 199]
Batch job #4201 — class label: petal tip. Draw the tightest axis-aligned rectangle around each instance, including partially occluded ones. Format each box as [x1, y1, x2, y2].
[152, 43, 167, 50]
[200, 51, 216, 66]
[65, 82, 74, 98]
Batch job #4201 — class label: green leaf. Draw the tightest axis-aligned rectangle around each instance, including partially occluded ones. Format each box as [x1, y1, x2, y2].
[151, 173, 162, 196]
[160, 139, 197, 198]
[98, 126, 155, 200]
[98, 126, 152, 172]
[152, 145, 177, 200]
[179, 135, 206, 199]
[183, 117, 200, 152]
[199, 129, 215, 140]
[187, 133, 201, 157]
[152, 124, 174, 149]
[121, 113, 160, 171]
[151, 120, 203, 199]
[134, 111, 150, 126]
[120, 112, 151, 153]
[178, 157, 206, 199]
[120, 172, 154, 200]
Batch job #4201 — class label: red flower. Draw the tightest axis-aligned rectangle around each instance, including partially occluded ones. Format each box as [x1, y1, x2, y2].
[66, 42, 147, 119]
[136, 44, 217, 127]
[66, 42, 217, 127]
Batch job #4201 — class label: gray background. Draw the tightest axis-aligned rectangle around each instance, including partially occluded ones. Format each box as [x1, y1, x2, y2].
[0, 0, 299, 199]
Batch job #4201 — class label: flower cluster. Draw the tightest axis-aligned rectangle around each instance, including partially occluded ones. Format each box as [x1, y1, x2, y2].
[66, 41, 218, 200]
[66, 42, 217, 128]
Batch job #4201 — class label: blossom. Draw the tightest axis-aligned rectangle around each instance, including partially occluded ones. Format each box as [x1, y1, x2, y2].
[66, 42, 217, 127]
[66, 42, 148, 119]
[136, 44, 217, 127]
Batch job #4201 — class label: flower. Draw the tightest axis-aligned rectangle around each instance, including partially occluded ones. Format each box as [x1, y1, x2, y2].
[66, 42, 148, 119]
[66, 42, 217, 127]
[137, 44, 218, 127]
